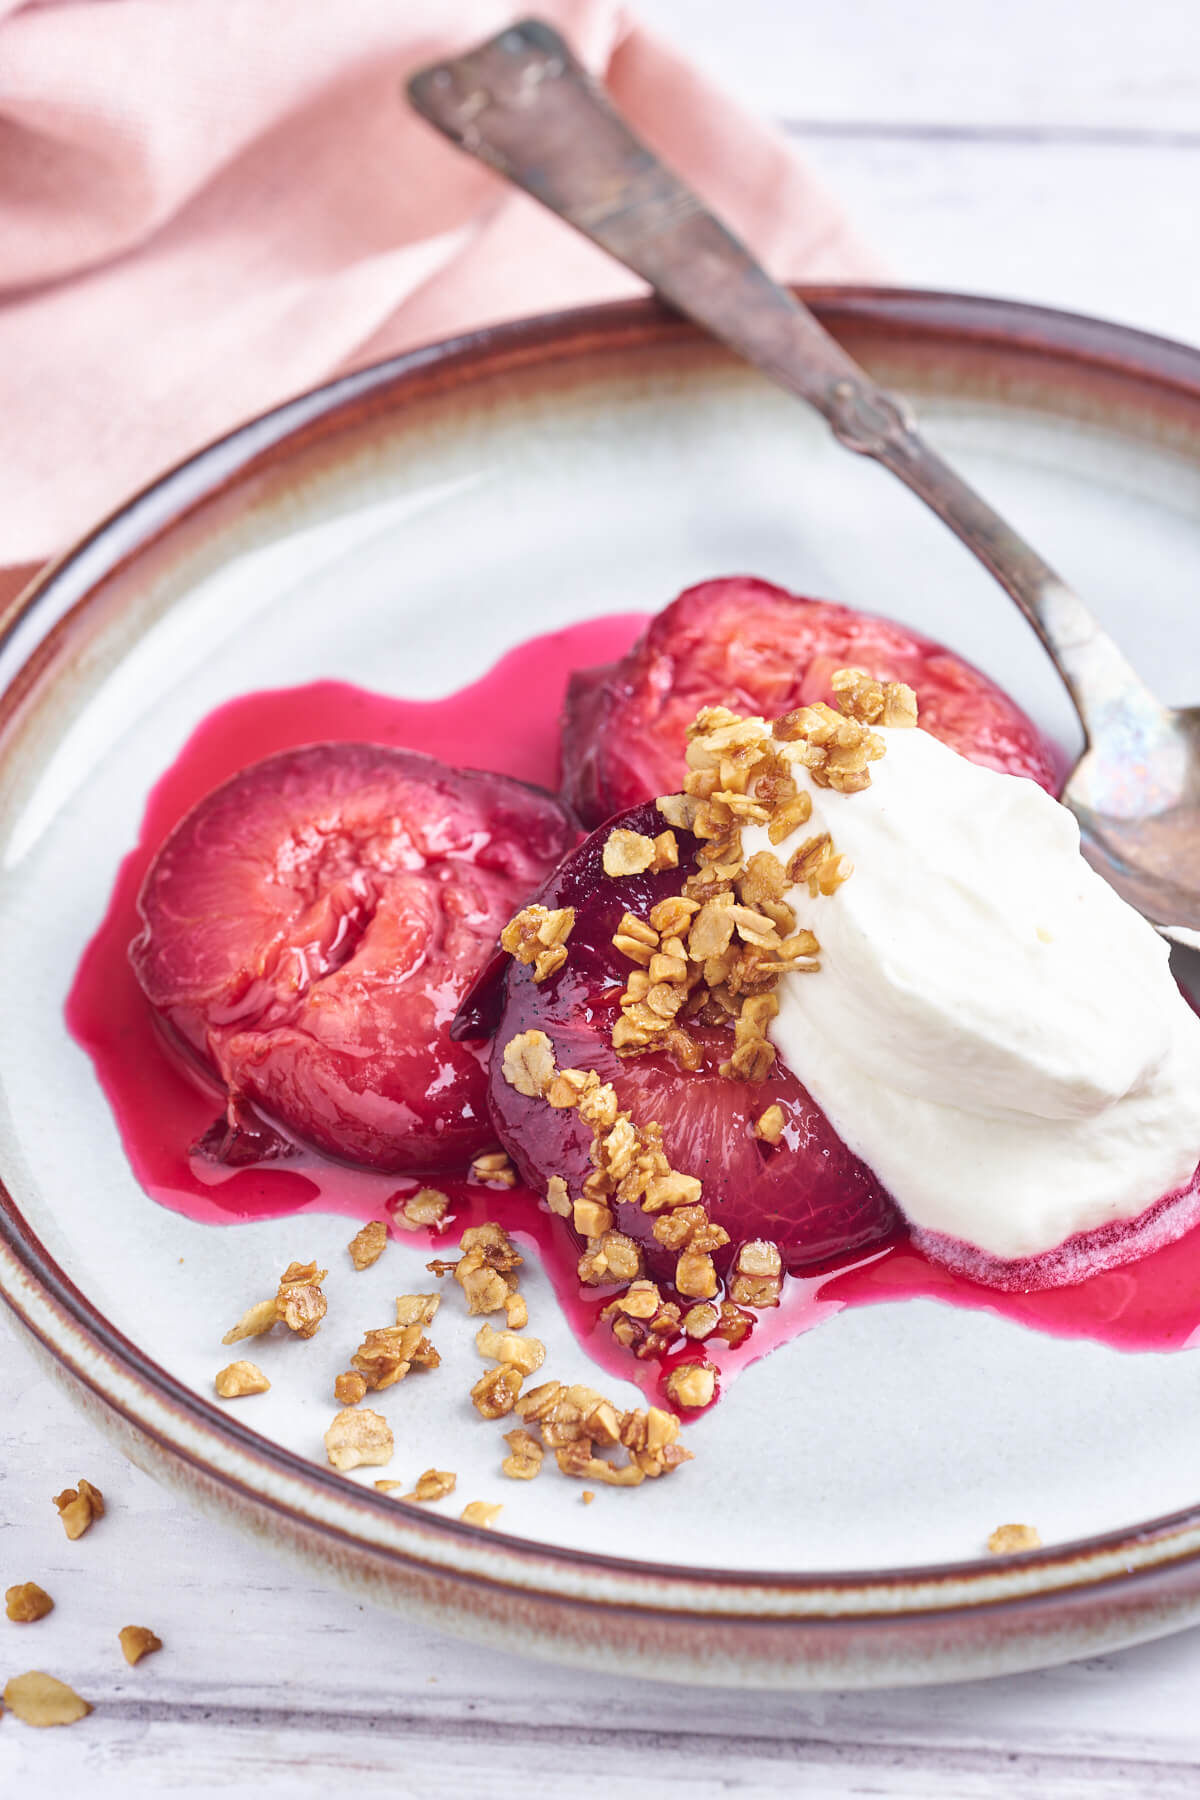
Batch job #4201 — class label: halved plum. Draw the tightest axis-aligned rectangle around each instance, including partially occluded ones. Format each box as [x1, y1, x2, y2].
[561, 576, 1061, 824]
[131, 743, 577, 1172]
[466, 802, 900, 1278]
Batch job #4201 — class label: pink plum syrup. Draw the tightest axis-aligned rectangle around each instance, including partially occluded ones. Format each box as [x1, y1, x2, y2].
[66, 614, 1200, 1408]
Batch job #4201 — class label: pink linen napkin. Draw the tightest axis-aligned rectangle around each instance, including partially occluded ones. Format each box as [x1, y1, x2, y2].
[0, 0, 880, 601]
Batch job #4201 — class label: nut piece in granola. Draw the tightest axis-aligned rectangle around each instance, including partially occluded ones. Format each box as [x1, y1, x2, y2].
[324, 1406, 394, 1472]
[5, 1582, 53, 1623]
[428, 1222, 523, 1317]
[460, 1500, 503, 1528]
[987, 1522, 1042, 1555]
[470, 1363, 525, 1419]
[404, 1468, 456, 1503]
[52, 1478, 104, 1541]
[119, 1625, 163, 1666]
[664, 1362, 718, 1410]
[214, 1360, 270, 1399]
[501, 1428, 545, 1481]
[2, 1670, 91, 1727]
[347, 1219, 388, 1269]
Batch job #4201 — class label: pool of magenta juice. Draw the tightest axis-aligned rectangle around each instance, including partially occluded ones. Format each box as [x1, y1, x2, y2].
[65, 611, 1200, 1411]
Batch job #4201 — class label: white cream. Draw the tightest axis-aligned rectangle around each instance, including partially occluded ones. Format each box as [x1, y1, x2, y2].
[741, 728, 1200, 1263]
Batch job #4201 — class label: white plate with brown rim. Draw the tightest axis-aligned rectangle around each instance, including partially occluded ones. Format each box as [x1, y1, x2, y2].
[5, 289, 1200, 1689]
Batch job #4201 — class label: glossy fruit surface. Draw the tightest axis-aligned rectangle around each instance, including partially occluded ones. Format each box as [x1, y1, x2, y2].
[561, 577, 1061, 824]
[132, 742, 577, 1170]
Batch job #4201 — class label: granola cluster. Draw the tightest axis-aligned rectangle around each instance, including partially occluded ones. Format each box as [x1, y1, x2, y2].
[514, 1381, 692, 1487]
[500, 902, 576, 983]
[427, 1221, 528, 1328]
[222, 1259, 328, 1344]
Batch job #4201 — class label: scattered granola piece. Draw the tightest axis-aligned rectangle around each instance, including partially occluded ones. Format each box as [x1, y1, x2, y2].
[546, 1175, 572, 1218]
[276, 1260, 328, 1337]
[501, 1428, 545, 1481]
[404, 1468, 456, 1503]
[753, 1103, 786, 1145]
[603, 827, 659, 877]
[501, 1028, 557, 1098]
[222, 1258, 328, 1344]
[324, 1406, 394, 1472]
[471, 1363, 525, 1419]
[52, 1479, 104, 1541]
[429, 1222, 523, 1316]
[347, 1219, 388, 1270]
[501, 902, 577, 982]
[504, 1290, 529, 1330]
[119, 1626, 163, 1667]
[728, 1239, 784, 1308]
[2, 1670, 91, 1727]
[665, 1362, 718, 1409]
[470, 1149, 517, 1188]
[460, 1500, 503, 1528]
[5, 1583, 53, 1623]
[475, 1322, 546, 1377]
[581, 1490, 595, 1505]
[373, 1480, 406, 1494]
[393, 1187, 450, 1232]
[334, 1370, 368, 1406]
[214, 1360, 270, 1399]
[987, 1523, 1042, 1555]
[350, 1312, 440, 1390]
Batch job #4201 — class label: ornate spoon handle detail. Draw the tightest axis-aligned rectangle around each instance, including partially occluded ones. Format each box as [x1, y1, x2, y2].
[409, 20, 1154, 743]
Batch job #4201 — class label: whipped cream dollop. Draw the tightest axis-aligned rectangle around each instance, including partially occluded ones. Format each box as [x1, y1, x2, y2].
[741, 727, 1200, 1263]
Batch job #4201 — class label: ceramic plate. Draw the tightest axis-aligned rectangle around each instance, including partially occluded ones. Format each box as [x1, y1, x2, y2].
[5, 290, 1200, 1689]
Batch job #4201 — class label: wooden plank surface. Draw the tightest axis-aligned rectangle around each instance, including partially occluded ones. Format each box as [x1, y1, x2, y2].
[5, 2, 1200, 1791]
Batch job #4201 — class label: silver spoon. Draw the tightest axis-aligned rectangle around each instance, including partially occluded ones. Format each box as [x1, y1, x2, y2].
[409, 20, 1200, 944]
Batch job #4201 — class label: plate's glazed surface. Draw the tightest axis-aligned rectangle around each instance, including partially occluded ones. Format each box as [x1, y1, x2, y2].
[6, 290, 1200, 1687]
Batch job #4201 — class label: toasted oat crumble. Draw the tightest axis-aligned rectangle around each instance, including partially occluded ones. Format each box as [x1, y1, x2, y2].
[119, 1625, 163, 1666]
[222, 1259, 328, 1344]
[475, 1322, 546, 1376]
[5, 1583, 53, 1623]
[427, 1222, 524, 1317]
[501, 902, 577, 983]
[214, 1360, 270, 1399]
[2, 1670, 91, 1727]
[52, 1479, 104, 1541]
[324, 1406, 393, 1472]
[581, 1490, 595, 1505]
[602, 827, 677, 878]
[987, 1522, 1042, 1555]
[460, 1500, 503, 1528]
[404, 1468, 456, 1503]
[350, 1299, 441, 1390]
[393, 1187, 450, 1232]
[470, 1149, 517, 1188]
[501, 1028, 557, 1098]
[470, 1363, 524, 1418]
[347, 1219, 388, 1270]
[334, 1370, 368, 1406]
[501, 1427, 545, 1480]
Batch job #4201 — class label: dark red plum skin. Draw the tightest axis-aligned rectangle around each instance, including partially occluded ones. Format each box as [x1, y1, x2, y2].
[131, 742, 577, 1172]
[467, 802, 901, 1279]
[561, 577, 1061, 826]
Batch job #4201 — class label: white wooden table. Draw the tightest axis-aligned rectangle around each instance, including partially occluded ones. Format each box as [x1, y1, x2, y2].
[6, 2, 1200, 1790]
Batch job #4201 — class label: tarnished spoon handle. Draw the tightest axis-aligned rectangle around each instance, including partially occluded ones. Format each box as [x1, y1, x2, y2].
[408, 19, 1151, 742]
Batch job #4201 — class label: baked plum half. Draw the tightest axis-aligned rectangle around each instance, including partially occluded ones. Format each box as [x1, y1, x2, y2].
[463, 802, 900, 1280]
[131, 743, 577, 1171]
[562, 576, 1060, 824]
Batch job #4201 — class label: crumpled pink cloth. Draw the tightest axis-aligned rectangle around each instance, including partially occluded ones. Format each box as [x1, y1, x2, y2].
[0, 0, 879, 590]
